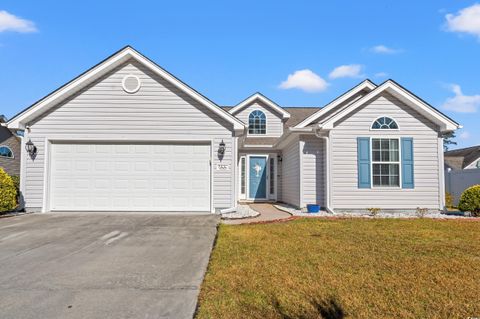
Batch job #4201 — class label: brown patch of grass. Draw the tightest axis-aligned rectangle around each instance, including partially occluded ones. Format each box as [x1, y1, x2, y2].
[196, 218, 480, 318]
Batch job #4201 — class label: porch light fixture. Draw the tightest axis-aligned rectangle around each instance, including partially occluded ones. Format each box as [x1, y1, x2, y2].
[25, 139, 37, 158]
[277, 155, 283, 163]
[218, 139, 226, 155]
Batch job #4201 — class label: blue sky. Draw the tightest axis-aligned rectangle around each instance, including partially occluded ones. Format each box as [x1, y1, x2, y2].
[0, 1, 479, 149]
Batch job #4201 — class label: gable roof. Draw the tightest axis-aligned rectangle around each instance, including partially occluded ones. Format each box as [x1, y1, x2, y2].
[7, 46, 245, 131]
[228, 92, 291, 119]
[444, 145, 480, 170]
[295, 79, 377, 128]
[318, 79, 460, 132]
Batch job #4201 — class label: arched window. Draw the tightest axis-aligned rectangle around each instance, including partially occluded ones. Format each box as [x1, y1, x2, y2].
[0, 146, 13, 158]
[248, 110, 266, 134]
[371, 117, 398, 130]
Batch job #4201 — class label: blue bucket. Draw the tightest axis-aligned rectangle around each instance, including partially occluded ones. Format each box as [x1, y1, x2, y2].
[307, 204, 320, 213]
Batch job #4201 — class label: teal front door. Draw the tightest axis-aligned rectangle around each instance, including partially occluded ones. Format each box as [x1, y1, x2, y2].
[249, 156, 267, 199]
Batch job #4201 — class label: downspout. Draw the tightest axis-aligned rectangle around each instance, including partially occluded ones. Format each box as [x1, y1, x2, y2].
[315, 126, 335, 214]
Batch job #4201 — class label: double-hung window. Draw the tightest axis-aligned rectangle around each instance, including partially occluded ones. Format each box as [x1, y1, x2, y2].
[371, 138, 400, 187]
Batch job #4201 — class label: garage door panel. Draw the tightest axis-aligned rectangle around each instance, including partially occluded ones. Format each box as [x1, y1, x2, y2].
[50, 142, 211, 212]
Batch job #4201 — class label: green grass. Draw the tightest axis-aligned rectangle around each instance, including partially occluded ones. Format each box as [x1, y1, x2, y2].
[196, 218, 480, 318]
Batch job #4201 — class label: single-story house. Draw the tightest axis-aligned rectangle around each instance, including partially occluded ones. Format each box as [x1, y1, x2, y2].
[444, 145, 480, 171]
[0, 115, 21, 176]
[7, 46, 460, 214]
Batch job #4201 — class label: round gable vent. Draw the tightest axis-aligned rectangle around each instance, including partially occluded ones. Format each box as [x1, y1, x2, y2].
[122, 75, 141, 93]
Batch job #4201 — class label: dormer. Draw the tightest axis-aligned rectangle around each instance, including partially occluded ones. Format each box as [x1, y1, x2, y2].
[229, 93, 290, 137]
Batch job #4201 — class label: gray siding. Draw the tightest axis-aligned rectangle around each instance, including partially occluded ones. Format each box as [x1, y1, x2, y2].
[281, 137, 300, 207]
[300, 135, 325, 207]
[0, 127, 21, 176]
[330, 92, 441, 210]
[235, 101, 283, 137]
[24, 59, 235, 211]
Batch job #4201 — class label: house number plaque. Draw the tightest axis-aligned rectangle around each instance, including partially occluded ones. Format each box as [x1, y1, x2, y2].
[216, 164, 230, 171]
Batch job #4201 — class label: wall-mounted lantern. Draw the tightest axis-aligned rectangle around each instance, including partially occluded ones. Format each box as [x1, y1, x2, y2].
[277, 155, 283, 163]
[218, 139, 226, 155]
[25, 139, 37, 159]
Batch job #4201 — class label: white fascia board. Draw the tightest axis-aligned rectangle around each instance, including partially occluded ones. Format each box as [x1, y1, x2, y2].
[229, 93, 290, 119]
[320, 80, 460, 132]
[295, 80, 377, 128]
[8, 47, 246, 131]
[464, 156, 480, 169]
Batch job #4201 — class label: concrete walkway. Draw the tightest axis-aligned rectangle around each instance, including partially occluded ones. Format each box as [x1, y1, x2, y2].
[223, 203, 293, 225]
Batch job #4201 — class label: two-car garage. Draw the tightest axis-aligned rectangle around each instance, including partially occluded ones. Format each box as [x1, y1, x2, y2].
[49, 142, 212, 212]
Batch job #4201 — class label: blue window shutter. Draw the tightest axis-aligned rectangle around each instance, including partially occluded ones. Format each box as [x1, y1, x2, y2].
[401, 137, 414, 189]
[357, 137, 371, 188]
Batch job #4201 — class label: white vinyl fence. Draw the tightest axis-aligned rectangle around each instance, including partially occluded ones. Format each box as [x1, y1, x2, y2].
[445, 168, 480, 205]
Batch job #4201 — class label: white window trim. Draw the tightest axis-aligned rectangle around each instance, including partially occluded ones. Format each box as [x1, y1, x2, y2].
[268, 155, 278, 199]
[0, 145, 14, 159]
[248, 109, 268, 136]
[370, 116, 400, 131]
[239, 156, 246, 199]
[370, 137, 402, 189]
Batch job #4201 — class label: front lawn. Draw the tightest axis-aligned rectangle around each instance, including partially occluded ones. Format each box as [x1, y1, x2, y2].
[196, 218, 480, 318]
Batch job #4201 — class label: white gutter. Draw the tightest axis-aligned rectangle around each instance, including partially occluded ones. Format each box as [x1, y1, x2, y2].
[320, 135, 334, 214]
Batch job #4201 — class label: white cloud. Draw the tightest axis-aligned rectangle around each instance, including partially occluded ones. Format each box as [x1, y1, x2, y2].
[371, 45, 401, 54]
[0, 10, 37, 33]
[329, 64, 364, 79]
[279, 69, 329, 93]
[460, 131, 470, 139]
[441, 84, 480, 113]
[374, 72, 388, 78]
[445, 4, 480, 38]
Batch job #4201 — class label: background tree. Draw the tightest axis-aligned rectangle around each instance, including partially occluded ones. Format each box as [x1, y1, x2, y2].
[443, 131, 457, 151]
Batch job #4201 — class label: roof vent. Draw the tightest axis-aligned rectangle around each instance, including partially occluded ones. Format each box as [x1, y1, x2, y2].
[122, 75, 141, 94]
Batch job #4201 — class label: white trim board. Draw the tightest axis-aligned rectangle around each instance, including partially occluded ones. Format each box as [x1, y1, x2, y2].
[295, 79, 377, 128]
[229, 93, 290, 119]
[7, 46, 246, 132]
[318, 80, 460, 132]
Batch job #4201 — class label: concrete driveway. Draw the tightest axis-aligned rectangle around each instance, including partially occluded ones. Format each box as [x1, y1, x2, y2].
[0, 213, 218, 319]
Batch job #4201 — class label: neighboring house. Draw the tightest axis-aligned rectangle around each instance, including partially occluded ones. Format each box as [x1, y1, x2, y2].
[444, 145, 480, 171]
[7, 46, 460, 214]
[0, 115, 21, 176]
[444, 146, 480, 205]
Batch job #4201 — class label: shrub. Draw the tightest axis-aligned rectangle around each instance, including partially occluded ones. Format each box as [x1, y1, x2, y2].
[458, 185, 480, 217]
[445, 192, 454, 208]
[11, 175, 19, 191]
[367, 207, 381, 217]
[0, 168, 17, 213]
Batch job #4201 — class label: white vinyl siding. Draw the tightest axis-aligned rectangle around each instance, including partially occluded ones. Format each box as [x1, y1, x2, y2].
[300, 135, 325, 207]
[330, 92, 441, 210]
[235, 101, 284, 137]
[281, 138, 300, 207]
[24, 59, 235, 212]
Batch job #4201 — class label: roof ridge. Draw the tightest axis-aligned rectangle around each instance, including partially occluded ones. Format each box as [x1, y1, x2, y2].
[445, 145, 480, 154]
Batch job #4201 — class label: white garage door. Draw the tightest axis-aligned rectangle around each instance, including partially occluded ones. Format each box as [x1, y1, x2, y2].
[49, 142, 211, 212]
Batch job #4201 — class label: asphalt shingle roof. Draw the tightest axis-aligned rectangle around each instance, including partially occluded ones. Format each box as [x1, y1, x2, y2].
[444, 145, 480, 170]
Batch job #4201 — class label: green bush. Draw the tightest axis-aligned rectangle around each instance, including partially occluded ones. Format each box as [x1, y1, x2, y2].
[458, 185, 480, 217]
[0, 168, 17, 213]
